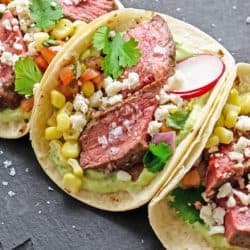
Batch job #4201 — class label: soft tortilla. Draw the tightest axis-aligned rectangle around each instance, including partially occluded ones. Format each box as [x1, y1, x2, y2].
[149, 64, 250, 249]
[30, 8, 235, 211]
[0, 0, 123, 139]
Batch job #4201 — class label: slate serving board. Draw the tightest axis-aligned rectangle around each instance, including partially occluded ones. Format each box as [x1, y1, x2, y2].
[0, 0, 249, 249]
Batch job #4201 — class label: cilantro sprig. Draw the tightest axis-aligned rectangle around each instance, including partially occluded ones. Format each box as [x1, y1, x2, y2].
[169, 187, 205, 224]
[143, 142, 172, 173]
[29, 0, 63, 29]
[14, 57, 42, 95]
[93, 26, 141, 79]
[167, 109, 190, 130]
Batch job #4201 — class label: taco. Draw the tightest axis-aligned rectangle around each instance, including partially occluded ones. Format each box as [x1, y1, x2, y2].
[149, 64, 250, 249]
[0, 0, 122, 139]
[30, 8, 234, 211]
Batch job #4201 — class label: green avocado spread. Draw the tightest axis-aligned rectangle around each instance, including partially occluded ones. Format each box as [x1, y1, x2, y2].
[0, 108, 30, 123]
[49, 141, 156, 193]
[176, 94, 208, 145]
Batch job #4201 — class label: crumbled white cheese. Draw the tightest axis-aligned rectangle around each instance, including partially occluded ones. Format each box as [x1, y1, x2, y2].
[102, 94, 123, 107]
[0, 51, 19, 66]
[109, 147, 119, 156]
[109, 30, 116, 38]
[235, 116, 250, 131]
[3, 19, 12, 31]
[70, 112, 87, 132]
[0, 4, 6, 13]
[233, 189, 250, 206]
[109, 126, 123, 141]
[123, 72, 139, 90]
[13, 42, 23, 51]
[228, 151, 244, 163]
[104, 77, 122, 97]
[213, 207, 226, 225]
[233, 136, 250, 153]
[159, 88, 171, 104]
[3, 160, 12, 168]
[89, 90, 103, 108]
[2, 181, 8, 186]
[73, 94, 89, 114]
[200, 204, 215, 227]
[208, 226, 225, 235]
[147, 121, 162, 136]
[50, 1, 58, 8]
[97, 135, 108, 148]
[246, 184, 250, 193]
[227, 196, 236, 208]
[217, 183, 233, 198]
[154, 104, 177, 121]
[244, 148, 250, 158]
[165, 70, 186, 91]
[169, 94, 184, 107]
[117, 171, 132, 182]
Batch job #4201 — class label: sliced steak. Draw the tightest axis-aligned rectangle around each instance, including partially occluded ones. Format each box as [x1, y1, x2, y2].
[80, 83, 161, 171]
[121, 15, 175, 93]
[224, 206, 250, 248]
[0, 11, 26, 110]
[58, 0, 117, 23]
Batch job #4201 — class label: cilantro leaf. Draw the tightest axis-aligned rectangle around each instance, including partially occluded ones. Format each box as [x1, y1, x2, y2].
[14, 57, 42, 95]
[93, 26, 141, 79]
[29, 0, 63, 29]
[143, 143, 172, 173]
[167, 109, 190, 130]
[169, 187, 205, 224]
[93, 26, 110, 54]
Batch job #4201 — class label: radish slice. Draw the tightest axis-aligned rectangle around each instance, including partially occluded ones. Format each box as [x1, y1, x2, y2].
[152, 132, 176, 150]
[169, 54, 225, 98]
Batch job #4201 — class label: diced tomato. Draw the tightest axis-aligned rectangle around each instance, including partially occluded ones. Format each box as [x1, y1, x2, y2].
[160, 124, 172, 133]
[0, 0, 11, 4]
[59, 65, 75, 86]
[20, 98, 34, 112]
[57, 82, 79, 101]
[35, 55, 48, 72]
[92, 73, 104, 89]
[80, 68, 100, 82]
[39, 46, 62, 64]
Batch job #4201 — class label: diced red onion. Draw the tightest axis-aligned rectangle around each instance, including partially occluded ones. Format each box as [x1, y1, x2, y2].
[152, 132, 176, 150]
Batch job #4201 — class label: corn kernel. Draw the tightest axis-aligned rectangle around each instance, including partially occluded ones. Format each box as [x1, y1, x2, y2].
[47, 112, 57, 126]
[215, 116, 225, 127]
[51, 90, 66, 109]
[56, 113, 71, 132]
[61, 141, 80, 158]
[81, 81, 95, 98]
[222, 104, 241, 117]
[214, 127, 234, 144]
[33, 32, 50, 50]
[67, 159, 83, 177]
[63, 129, 80, 141]
[63, 173, 82, 194]
[227, 88, 240, 106]
[59, 102, 73, 115]
[51, 19, 75, 40]
[205, 134, 220, 148]
[45, 127, 62, 140]
[225, 111, 238, 129]
[239, 94, 250, 115]
[73, 20, 87, 31]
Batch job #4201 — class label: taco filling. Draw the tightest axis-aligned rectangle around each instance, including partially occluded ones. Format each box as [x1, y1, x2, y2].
[44, 14, 226, 194]
[168, 77, 250, 249]
[0, 0, 119, 137]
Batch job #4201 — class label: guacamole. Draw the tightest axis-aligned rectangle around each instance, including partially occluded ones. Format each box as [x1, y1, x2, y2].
[176, 94, 209, 145]
[49, 140, 156, 193]
[0, 108, 30, 123]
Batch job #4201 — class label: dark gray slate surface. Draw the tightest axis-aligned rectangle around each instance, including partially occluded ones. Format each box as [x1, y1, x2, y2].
[0, 1, 249, 249]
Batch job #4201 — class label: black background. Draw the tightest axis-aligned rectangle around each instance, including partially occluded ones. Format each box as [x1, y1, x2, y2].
[0, 0, 250, 249]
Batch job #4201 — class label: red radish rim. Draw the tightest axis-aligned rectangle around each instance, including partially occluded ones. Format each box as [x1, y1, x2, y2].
[169, 54, 226, 95]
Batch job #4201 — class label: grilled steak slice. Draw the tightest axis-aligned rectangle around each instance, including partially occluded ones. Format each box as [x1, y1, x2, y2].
[121, 15, 175, 93]
[80, 83, 160, 171]
[0, 11, 26, 111]
[58, 0, 117, 23]
[224, 206, 250, 248]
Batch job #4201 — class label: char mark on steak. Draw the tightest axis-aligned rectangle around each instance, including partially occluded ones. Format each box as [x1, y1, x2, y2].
[80, 83, 161, 171]
[120, 15, 175, 96]
[58, 0, 117, 23]
[0, 11, 26, 111]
